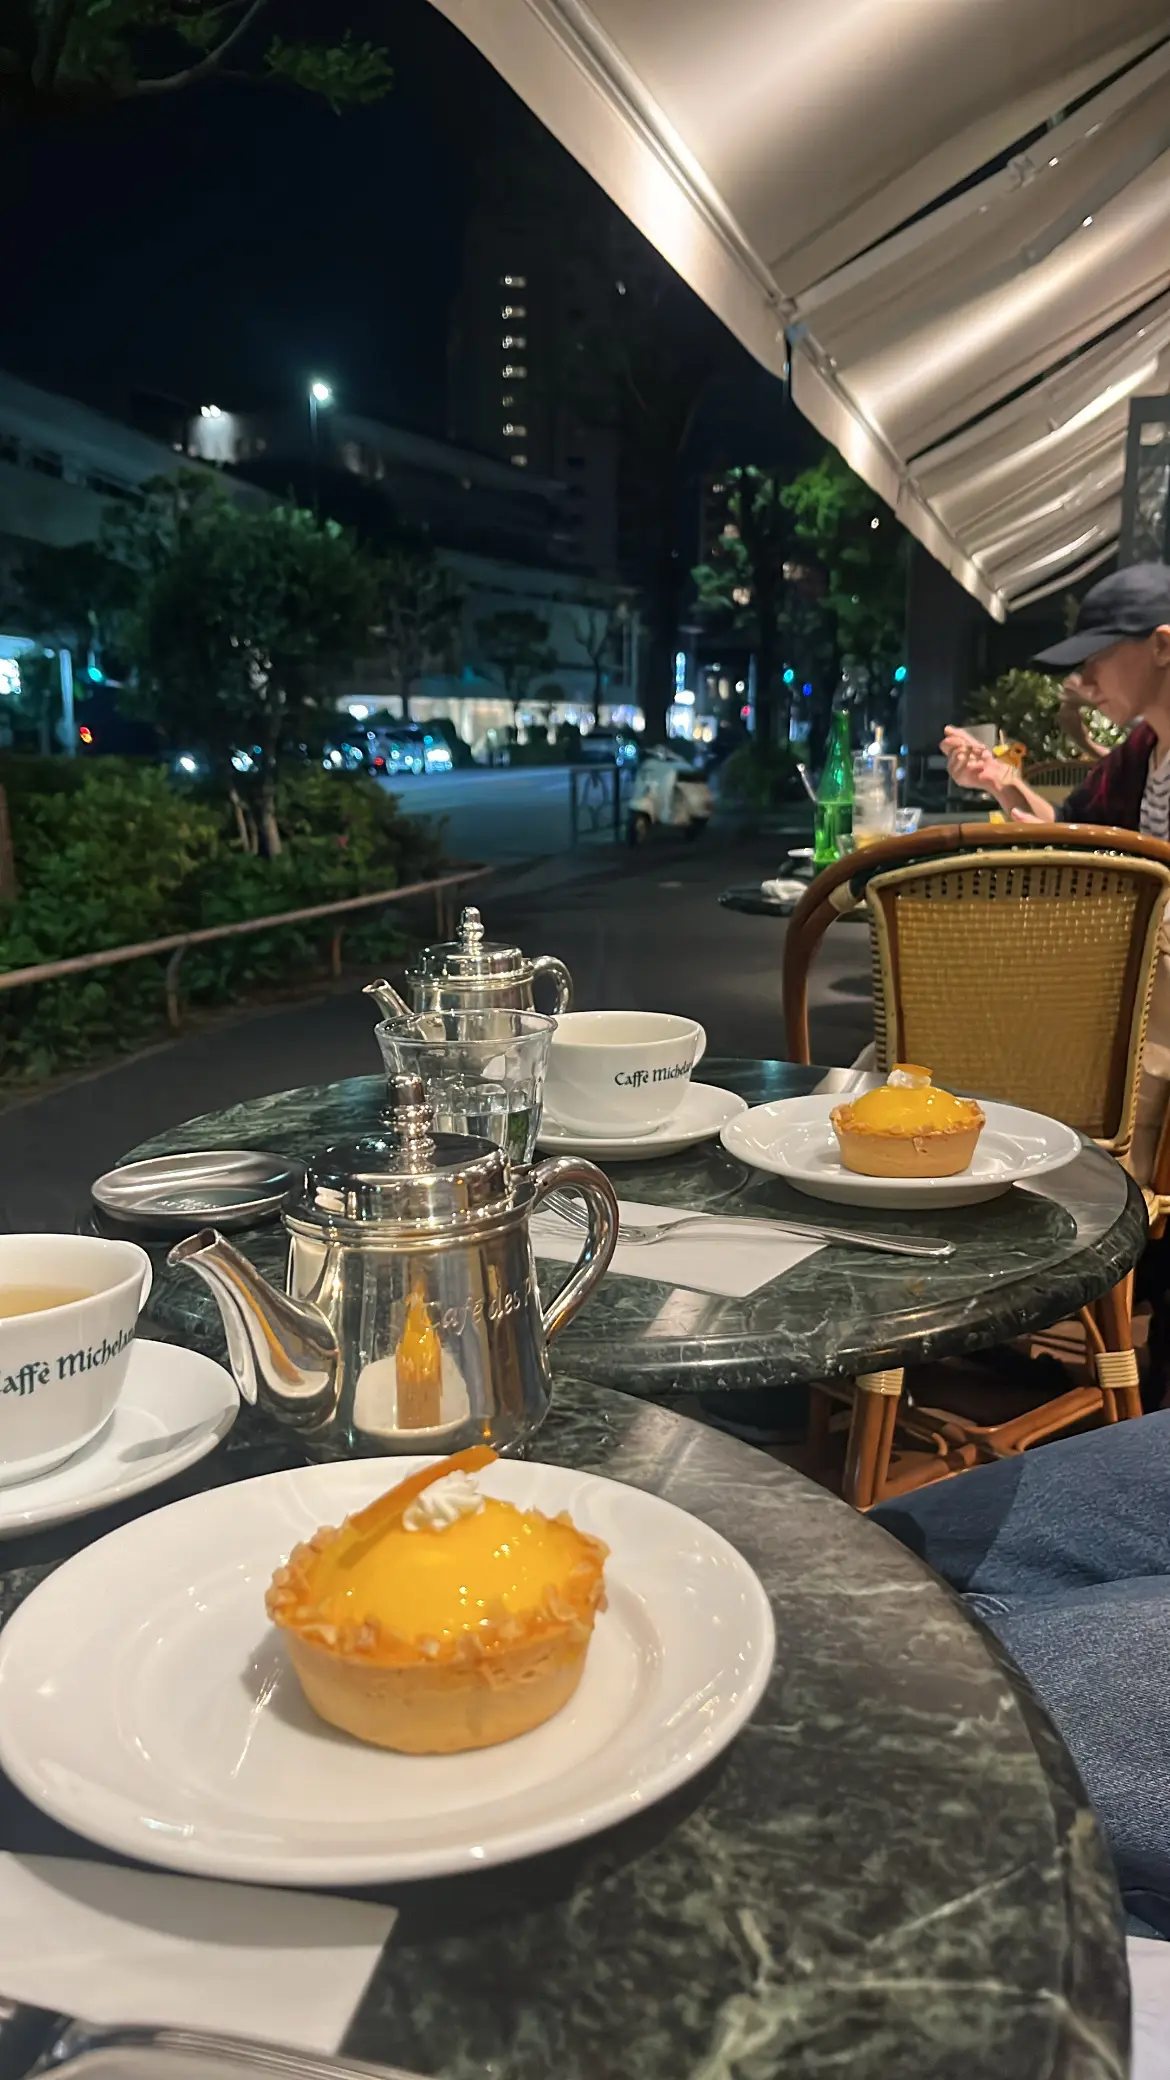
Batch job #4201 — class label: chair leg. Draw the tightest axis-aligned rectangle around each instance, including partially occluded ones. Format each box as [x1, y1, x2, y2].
[842, 1369, 904, 1510]
[807, 1384, 833, 1474]
[1092, 1273, 1142, 1421]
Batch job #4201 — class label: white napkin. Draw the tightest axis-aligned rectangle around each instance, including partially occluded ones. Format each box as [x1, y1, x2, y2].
[533, 1197, 823, 1298]
[760, 877, 808, 902]
[1130, 1935, 1170, 2080]
[0, 1854, 395, 2053]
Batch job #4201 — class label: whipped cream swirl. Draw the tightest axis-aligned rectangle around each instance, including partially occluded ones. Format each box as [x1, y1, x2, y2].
[403, 1469, 486, 1532]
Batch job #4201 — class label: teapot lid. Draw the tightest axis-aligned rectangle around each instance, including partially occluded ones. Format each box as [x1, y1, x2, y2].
[410, 906, 532, 985]
[293, 1073, 512, 1231]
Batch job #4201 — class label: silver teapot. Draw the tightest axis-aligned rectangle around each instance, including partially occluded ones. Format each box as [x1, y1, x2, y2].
[400, 906, 572, 1017]
[167, 1075, 617, 1458]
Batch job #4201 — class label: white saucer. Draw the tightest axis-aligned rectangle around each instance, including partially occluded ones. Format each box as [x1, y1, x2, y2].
[0, 1341, 238, 1537]
[721, 1095, 1082, 1209]
[0, 1456, 775, 1886]
[537, 1082, 747, 1160]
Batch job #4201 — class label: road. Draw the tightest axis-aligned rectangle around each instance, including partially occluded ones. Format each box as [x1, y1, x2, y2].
[379, 766, 614, 862]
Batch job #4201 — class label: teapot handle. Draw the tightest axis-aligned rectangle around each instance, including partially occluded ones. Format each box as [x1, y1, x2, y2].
[527, 1156, 618, 1343]
[532, 955, 573, 1013]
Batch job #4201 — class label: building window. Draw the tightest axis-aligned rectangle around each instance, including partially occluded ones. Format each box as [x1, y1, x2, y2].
[511, 454, 528, 468]
[500, 305, 526, 319]
[501, 394, 515, 407]
[502, 423, 527, 436]
[501, 335, 527, 349]
[501, 274, 527, 287]
[501, 365, 527, 378]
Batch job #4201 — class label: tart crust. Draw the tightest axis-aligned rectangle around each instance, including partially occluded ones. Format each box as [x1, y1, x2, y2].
[830, 1098, 985, 1179]
[266, 1447, 608, 1753]
[824, 1114, 978, 1181]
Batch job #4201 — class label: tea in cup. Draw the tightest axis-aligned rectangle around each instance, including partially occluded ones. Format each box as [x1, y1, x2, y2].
[0, 1234, 152, 1485]
[543, 1011, 707, 1136]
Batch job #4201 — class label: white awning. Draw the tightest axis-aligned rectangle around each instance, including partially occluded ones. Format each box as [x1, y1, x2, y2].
[430, 0, 1170, 617]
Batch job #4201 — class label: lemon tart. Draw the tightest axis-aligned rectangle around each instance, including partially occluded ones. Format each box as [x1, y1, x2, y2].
[266, 1446, 608, 1754]
[830, 1065, 985, 1179]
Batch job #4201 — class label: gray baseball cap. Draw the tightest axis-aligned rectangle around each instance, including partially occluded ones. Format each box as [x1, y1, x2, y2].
[1034, 563, 1170, 669]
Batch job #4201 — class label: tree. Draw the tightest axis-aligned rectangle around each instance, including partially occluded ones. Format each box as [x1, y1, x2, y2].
[476, 610, 555, 725]
[111, 474, 377, 854]
[692, 468, 800, 746]
[691, 453, 909, 751]
[783, 452, 908, 735]
[374, 546, 463, 720]
[572, 601, 631, 724]
[1, 2, 393, 122]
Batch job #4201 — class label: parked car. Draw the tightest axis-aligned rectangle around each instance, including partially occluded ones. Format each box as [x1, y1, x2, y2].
[368, 724, 454, 777]
[578, 727, 639, 768]
[321, 740, 370, 773]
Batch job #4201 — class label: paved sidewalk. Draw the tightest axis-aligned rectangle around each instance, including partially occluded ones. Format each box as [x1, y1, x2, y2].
[1, 837, 872, 1232]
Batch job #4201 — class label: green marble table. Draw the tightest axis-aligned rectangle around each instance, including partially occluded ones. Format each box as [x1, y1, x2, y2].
[0, 1384, 1130, 2079]
[124, 1060, 1147, 1402]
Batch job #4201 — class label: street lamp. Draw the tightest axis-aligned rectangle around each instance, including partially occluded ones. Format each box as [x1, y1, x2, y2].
[307, 378, 334, 513]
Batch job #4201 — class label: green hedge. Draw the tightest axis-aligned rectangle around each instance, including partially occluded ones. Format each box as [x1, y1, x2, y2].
[0, 762, 444, 1083]
[717, 741, 804, 810]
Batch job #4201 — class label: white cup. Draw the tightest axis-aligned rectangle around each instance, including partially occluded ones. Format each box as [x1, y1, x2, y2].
[543, 1011, 707, 1136]
[0, 1234, 152, 1486]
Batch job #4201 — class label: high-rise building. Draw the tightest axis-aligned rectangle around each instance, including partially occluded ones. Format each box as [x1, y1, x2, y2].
[448, 143, 619, 577]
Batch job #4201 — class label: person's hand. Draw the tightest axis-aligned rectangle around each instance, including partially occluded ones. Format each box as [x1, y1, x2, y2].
[940, 726, 1010, 796]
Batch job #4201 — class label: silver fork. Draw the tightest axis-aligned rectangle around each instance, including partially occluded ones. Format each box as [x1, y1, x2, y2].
[543, 1192, 954, 1261]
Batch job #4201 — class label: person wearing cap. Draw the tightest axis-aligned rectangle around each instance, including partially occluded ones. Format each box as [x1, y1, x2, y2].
[882, 568, 1170, 1949]
[942, 562, 1170, 1182]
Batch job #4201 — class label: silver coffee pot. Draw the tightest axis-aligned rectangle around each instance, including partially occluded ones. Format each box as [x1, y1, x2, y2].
[167, 1075, 617, 1458]
[400, 906, 572, 1017]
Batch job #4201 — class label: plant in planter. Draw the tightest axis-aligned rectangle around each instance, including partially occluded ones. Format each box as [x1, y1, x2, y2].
[965, 669, 1121, 761]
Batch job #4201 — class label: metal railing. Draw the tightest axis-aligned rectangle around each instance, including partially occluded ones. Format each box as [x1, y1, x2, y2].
[0, 864, 492, 1031]
[568, 765, 632, 846]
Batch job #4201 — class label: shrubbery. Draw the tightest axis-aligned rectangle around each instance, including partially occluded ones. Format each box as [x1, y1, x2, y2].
[0, 761, 443, 1083]
[717, 740, 804, 810]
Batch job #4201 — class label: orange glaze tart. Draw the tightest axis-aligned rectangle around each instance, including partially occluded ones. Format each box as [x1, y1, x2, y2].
[830, 1064, 985, 1179]
[266, 1447, 608, 1754]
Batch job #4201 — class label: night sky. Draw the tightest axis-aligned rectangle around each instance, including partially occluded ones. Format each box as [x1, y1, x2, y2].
[0, 1, 509, 432]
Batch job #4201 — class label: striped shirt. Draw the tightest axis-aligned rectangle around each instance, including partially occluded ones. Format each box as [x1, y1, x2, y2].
[1141, 747, 1170, 843]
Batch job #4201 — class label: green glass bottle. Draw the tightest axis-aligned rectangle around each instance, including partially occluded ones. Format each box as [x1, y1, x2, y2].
[814, 700, 854, 867]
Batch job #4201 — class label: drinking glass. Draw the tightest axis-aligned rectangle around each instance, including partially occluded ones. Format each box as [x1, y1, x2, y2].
[851, 750, 898, 845]
[375, 1011, 554, 1163]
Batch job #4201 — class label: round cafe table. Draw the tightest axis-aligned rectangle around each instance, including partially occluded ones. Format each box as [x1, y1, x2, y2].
[0, 1381, 1129, 2078]
[126, 1059, 1147, 1414]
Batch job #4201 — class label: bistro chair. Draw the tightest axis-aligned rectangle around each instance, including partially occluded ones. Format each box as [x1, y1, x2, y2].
[1022, 757, 1097, 805]
[783, 822, 1170, 1508]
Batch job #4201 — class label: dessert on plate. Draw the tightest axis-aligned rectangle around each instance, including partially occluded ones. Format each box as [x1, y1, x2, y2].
[266, 1446, 608, 1754]
[830, 1064, 985, 1179]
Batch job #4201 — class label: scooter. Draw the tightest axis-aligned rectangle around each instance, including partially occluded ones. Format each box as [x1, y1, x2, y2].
[627, 746, 713, 844]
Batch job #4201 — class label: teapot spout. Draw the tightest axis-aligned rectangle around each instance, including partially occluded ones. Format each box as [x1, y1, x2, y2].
[167, 1229, 341, 1432]
[363, 977, 415, 1024]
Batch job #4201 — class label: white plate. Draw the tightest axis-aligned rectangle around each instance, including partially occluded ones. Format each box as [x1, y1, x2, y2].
[0, 1456, 774, 1887]
[537, 1082, 747, 1160]
[0, 1342, 237, 1537]
[721, 1095, 1082, 1208]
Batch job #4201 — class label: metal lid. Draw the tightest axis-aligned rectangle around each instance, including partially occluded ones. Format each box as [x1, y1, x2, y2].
[409, 906, 533, 986]
[292, 1074, 512, 1231]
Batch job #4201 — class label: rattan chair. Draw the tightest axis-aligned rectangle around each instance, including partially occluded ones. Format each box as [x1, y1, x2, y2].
[783, 822, 1170, 1508]
[1022, 757, 1097, 805]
